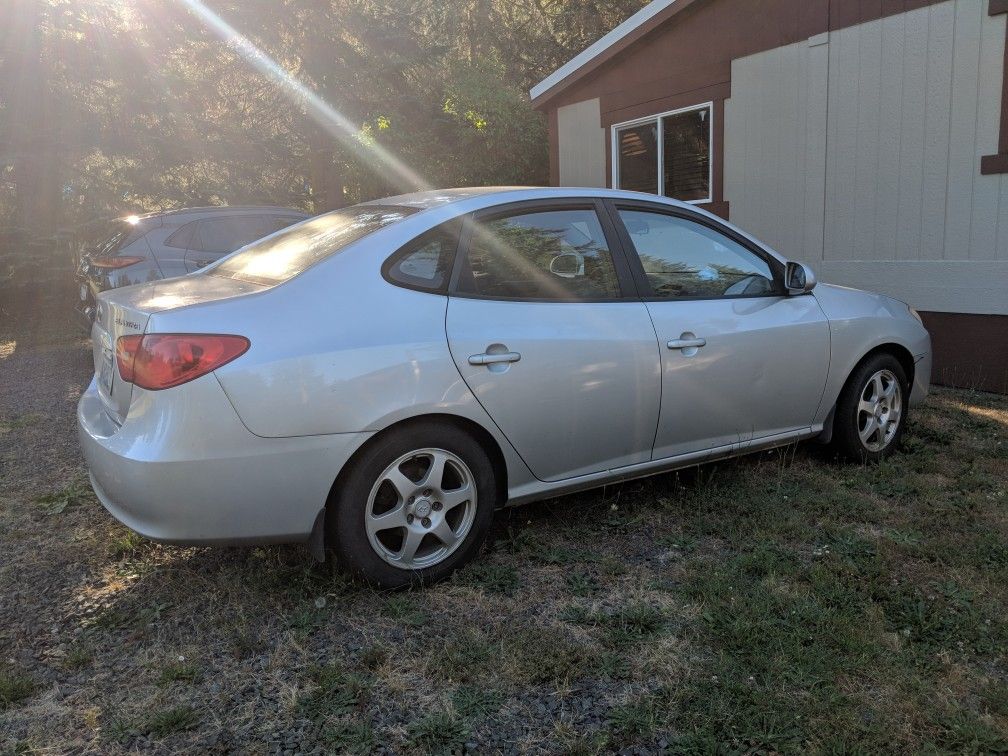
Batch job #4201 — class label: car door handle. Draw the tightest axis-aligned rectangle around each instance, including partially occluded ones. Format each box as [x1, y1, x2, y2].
[667, 337, 706, 350]
[468, 351, 522, 366]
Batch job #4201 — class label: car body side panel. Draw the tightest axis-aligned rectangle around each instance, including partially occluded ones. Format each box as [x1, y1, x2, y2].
[157, 253, 539, 496]
[812, 283, 932, 421]
[446, 298, 662, 481]
[646, 294, 830, 459]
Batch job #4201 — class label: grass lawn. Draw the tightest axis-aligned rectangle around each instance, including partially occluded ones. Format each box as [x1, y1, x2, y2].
[0, 313, 1006, 753]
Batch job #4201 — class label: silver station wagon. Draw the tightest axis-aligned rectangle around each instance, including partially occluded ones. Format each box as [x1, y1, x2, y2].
[78, 187, 931, 587]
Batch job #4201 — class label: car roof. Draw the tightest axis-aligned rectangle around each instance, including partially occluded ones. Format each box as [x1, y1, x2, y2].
[368, 186, 699, 212]
[363, 187, 786, 264]
[129, 206, 309, 224]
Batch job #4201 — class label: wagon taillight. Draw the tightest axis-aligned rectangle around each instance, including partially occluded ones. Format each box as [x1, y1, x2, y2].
[116, 334, 250, 390]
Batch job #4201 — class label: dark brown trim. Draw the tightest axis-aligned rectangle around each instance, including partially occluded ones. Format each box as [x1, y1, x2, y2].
[981, 0, 1008, 173]
[981, 153, 1008, 175]
[919, 312, 1008, 394]
[711, 98, 725, 217]
[601, 82, 731, 129]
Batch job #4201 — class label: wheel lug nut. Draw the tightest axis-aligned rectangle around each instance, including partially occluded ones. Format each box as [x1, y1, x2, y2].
[432, 501, 442, 511]
[407, 514, 414, 524]
[421, 517, 431, 528]
[423, 489, 432, 497]
[408, 496, 415, 504]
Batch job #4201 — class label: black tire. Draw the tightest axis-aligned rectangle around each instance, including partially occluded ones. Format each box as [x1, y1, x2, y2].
[831, 352, 909, 463]
[328, 421, 497, 588]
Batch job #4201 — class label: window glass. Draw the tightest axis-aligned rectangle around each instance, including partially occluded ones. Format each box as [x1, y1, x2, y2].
[92, 222, 145, 256]
[196, 216, 272, 254]
[616, 123, 658, 194]
[262, 215, 305, 235]
[662, 108, 710, 202]
[386, 223, 460, 291]
[618, 210, 775, 299]
[164, 221, 197, 249]
[458, 208, 620, 300]
[211, 205, 417, 285]
[615, 105, 712, 202]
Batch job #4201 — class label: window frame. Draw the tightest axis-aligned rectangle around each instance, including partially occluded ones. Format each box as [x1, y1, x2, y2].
[381, 219, 463, 294]
[603, 198, 786, 302]
[611, 102, 714, 205]
[447, 198, 639, 303]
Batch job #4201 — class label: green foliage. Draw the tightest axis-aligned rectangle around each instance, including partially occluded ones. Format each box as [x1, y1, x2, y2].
[138, 705, 199, 737]
[299, 664, 371, 720]
[0, 667, 35, 709]
[406, 710, 468, 754]
[0, 0, 648, 255]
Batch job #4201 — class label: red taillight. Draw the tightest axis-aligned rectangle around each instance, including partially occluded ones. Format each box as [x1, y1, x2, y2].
[90, 256, 145, 269]
[115, 334, 250, 390]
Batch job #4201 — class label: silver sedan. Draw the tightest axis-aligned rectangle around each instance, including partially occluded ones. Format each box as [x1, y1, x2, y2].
[78, 187, 931, 587]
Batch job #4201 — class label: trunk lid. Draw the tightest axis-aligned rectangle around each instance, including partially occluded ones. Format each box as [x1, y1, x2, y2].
[90, 274, 265, 422]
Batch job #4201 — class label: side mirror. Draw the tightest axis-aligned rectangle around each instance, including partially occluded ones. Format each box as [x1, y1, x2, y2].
[785, 261, 817, 294]
[550, 252, 583, 279]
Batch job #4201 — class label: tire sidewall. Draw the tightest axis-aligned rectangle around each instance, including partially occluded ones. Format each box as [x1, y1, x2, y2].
[835, 354, 909, 463]
[330, 423, 497, 588]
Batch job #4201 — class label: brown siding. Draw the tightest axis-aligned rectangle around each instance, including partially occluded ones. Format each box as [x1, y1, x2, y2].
[535, 0, 956, 111]
[921, 312, 1008, 394]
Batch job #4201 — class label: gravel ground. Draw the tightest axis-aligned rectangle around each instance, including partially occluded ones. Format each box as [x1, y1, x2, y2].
[1, 301, 1006, 754]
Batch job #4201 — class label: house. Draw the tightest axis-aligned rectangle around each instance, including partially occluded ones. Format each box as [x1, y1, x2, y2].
[530, 0, 1008, 393]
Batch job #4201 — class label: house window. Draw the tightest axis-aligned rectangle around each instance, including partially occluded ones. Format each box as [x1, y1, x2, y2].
[613, 103, 712, 203]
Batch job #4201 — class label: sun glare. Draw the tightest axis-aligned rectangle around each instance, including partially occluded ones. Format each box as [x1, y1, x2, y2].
[177, 0, 431, 194]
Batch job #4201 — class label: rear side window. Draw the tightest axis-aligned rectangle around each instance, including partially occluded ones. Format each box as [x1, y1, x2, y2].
[164, 221, 197, 249]
[456, 208, 621, 300]
[196, 216, 270, 254]
[211, 205, 418, 285]
[383, 222, 460, 292]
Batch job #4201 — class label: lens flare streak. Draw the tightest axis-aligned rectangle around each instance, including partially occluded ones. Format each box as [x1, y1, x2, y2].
[177, 0, 431, 193]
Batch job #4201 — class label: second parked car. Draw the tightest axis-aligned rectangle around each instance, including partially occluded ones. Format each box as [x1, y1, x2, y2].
[76, 206, 307, 322]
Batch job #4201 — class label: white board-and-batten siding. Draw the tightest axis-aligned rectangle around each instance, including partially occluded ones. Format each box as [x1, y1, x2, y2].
[725, 0, 1008, 315]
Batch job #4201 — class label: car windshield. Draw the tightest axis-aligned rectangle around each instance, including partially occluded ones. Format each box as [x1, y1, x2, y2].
[209, 204, 419, 285]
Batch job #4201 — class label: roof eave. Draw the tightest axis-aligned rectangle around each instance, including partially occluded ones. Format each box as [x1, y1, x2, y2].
[529, 0, 695, 108]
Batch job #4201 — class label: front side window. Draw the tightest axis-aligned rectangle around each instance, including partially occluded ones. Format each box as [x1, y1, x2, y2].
[211, 205, 417, 285]
[618, 209, 776, 299]
[614, 104, 711, 203]
[457, 207, 621, 300]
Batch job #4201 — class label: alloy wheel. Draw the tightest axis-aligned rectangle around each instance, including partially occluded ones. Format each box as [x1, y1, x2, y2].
[856, 369, 903, 453]
[364, 448, 477, 570]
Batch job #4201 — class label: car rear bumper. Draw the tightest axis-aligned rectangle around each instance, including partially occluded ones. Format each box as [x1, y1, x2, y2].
[77, 374, 370, 544]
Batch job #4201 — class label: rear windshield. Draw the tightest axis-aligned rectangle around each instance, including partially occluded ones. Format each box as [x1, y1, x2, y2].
[209, 204, 418, 285]
[92, 221, 145, 257]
